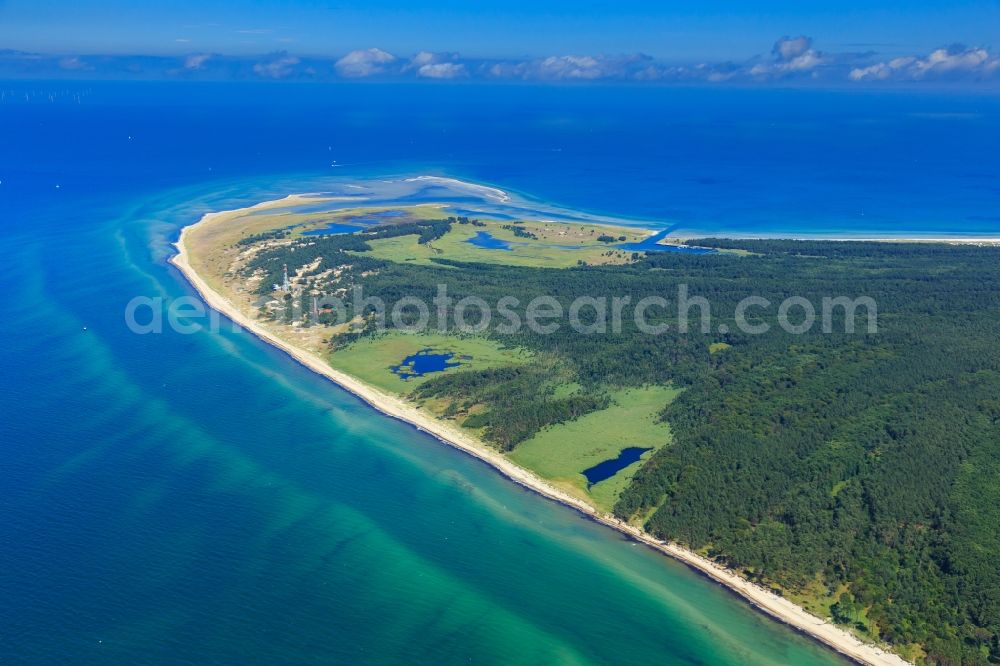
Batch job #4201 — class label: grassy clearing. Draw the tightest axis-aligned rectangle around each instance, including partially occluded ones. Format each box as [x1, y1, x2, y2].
[508, 385, 680, 510]
[327, 331, 531, 395]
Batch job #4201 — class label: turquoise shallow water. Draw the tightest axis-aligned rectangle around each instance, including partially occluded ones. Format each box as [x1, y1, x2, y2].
[8, 80, 996, 664]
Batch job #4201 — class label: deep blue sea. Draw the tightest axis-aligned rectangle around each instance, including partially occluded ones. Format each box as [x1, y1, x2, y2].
[2, 80, 998, 664]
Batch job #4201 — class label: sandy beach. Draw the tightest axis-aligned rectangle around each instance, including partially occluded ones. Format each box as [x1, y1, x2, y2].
[170, 202, 911, 666]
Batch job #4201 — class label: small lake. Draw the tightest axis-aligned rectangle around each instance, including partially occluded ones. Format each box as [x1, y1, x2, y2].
[465, 231, 514, 251]
[582, 447, 653, 487]
[617, 229, 716, 254]
[390, 349, 464, 380]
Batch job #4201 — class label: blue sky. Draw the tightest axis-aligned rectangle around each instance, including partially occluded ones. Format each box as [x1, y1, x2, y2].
[1, 1, 998, 85]
[1, 0, 998, 60]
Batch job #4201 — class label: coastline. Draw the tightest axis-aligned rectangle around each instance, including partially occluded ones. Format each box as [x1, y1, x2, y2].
[169, 201, 912, 666]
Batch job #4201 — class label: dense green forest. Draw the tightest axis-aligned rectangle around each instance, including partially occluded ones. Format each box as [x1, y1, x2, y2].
[241, 224, 1000, 664]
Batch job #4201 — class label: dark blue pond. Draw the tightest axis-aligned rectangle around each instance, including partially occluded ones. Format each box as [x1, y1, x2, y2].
[465, 231, 514, 250]
[582, 447, 653, 487]
[301, 222, 364, 236]
[617, 229, 716, 254]
[390, 349, 463, 380]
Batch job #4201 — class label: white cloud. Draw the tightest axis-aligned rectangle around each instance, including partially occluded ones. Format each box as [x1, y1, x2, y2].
[487, 54, 651, 81]
[773, 36, 813, 61]
[335, 48, 396, 77]
[253, 54, 299, 79]
[417, 62, 467, 79]
[9, 35, 1000, 88]
[486, 61, 528, 78]
[849, 57, 915, 81]
[183, 53, 212, 70]
[748, 36, 826, 78]
[706, 70, 735, 83]
[850, 45, 1000, 81]
[538, 55, 604, 79]
[58, 56, 91, 71]
[408, 51, 447, 68]
[785, 50, 824, 71]
[402, 51, 468, 78]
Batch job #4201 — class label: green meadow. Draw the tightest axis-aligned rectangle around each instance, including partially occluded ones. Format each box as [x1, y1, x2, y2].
[327, 331, 531, 394]
[327, 327, 679, 512]
[509, 385, 680, 510]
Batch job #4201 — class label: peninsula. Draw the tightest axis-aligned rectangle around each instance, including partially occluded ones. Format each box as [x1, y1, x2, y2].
[171, 189, 1000, 666]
